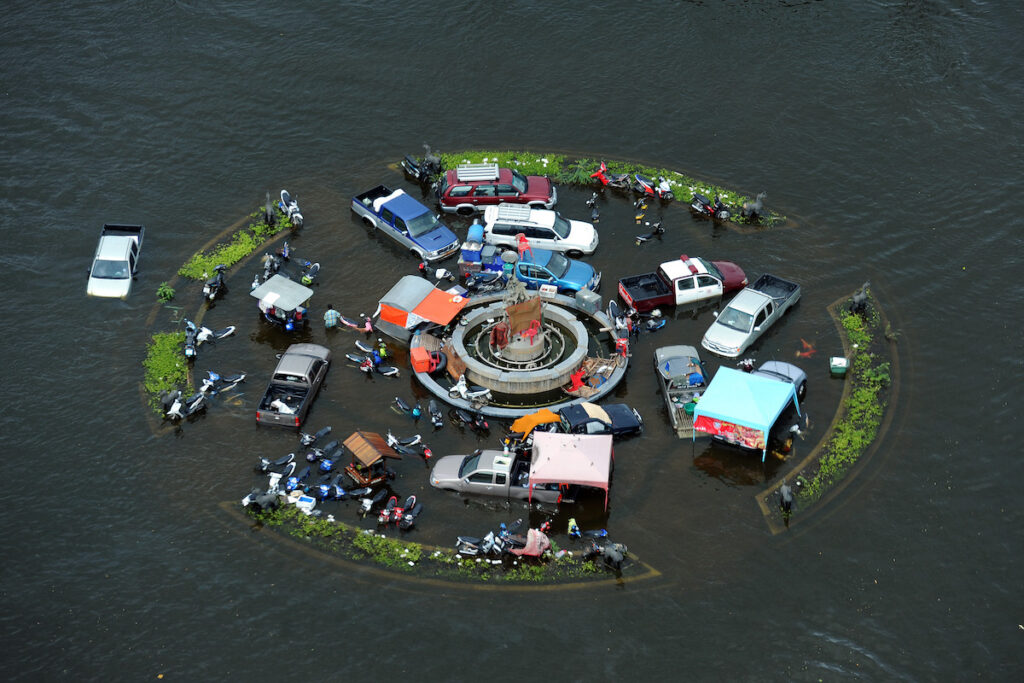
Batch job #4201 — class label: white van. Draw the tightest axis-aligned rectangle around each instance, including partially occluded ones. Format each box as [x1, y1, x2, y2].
[482, 204, 598, 256]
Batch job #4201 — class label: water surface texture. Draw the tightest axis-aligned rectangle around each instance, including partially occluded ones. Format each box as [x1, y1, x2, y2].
[2, 1, 1022, 679]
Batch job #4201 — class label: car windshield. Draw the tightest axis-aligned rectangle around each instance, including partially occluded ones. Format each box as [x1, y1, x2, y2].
[406, 210, 442, 238]
[511, 169, 528, 193]
[552, 215, 571, 239]
[91, 259, 130, 279]
[545, 252, 570, 278]
[698, 258, 723, 280]
[717, 307, 754, 333]
[458, 451, 482, 478]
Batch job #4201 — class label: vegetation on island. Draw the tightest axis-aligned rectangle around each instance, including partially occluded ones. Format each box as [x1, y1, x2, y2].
[793, 291, 891, 506]
[178, 205, 293, 281]
[142, 331, 190, 412]
[435, 149, 785, 227]
[249, 504, 623, 584]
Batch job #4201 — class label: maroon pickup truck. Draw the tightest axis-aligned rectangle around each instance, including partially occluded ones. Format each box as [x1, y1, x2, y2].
[618, 255, 747, 313]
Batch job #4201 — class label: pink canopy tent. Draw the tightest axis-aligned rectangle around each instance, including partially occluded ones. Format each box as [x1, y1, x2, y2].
[529, 432, 614, 509]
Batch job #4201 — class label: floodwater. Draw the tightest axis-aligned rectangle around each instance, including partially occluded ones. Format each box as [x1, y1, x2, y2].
[2, 1, 1022, 679]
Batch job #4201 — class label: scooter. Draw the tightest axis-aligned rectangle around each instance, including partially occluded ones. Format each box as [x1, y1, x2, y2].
[299, 425, 332, 447]
[386, 430, 422, 449]
[448, 375, 492, 404]
[201, 370, 246, 395]
[306, 439, 340, 463]
[183, 318, 198, 359]
[398, 500, 423, 530]
[285, 465, 312, 493]
[344, 352, 400, 377]
[583, 539, 628, 571]
[428, 399, 444, 430]
[464, 271, 506, 293]
[377, 495, 399, 525]
[358, 488, 388, 517]
[279, 189, 303, 228]
[391, 495, 416, 526]
[634, 220, 665, 246]
[632, 174, 675, 201]
[339, 314, 373, 333]
[590, 161, 631, 191]
[203, 264, 228, 302]
[449, 407, 489, 432]
[241, 487, 280, 512]
[196, 324, 236, 345]
[162, 389, 207, 421]
[401, 144, 442, 184]
[299, 260, 320, 286]
[261, 252, 282, 282]
[255, 452, 295, 474]
[690, 193, 731, 221]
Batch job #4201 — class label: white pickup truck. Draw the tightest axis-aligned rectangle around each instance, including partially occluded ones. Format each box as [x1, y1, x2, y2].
[701, 273, 801, 358]
[86, 224, 144, 298]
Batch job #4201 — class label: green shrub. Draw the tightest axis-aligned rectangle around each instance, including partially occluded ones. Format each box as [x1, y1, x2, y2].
[142, 331, 189, 412]
[156, 282, 175, 302]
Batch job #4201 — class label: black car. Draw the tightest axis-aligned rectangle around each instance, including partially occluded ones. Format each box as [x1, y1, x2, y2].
[558, 402, 643, 437]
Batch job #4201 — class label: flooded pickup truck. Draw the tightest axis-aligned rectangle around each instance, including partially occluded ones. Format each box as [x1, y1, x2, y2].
[256, 343, 331, 428]
[429, 449, 567, 504]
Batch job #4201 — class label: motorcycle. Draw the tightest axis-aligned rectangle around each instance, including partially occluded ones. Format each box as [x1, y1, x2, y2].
[590, 161, 631, 191]
[448, 375, 492, 405]
[634, 220, 665, 246]
[183, 318, 198, 359]
[299, 425, 332, 447]
[339, 313, 374, 333]
[345, 353, 400, 377]
[305, 438, 340, 463]
[632, 174, 675, 201]
[449, 407, 489, 432]
[255, 452, 295, 474]
[428, 399, 444, 430]
[261, 252, 281, 281]
[690, 193, 731, 221]
[358, 488, 388, 517]
[201, 370, 246, 395]
[196, 324, 236, 346]
[464, 271, 506, 294]
[203, 264, 228, 302]
[391, 495, 416, 526]
[583, 539, 628, 571]
[398, 500, 423, 530]
[285, 465, 312, 493]
[162, 388, 208, 421]
[401, 144, 442, 185]
[241, 487, 280, 512]
[377, 495, 399, 525]
[279, 189, 304, 228]
[386, 430, 422, 451]
[299, 260, 320, 286]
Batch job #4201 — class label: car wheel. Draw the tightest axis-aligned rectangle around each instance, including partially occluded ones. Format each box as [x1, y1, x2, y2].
[457, 206, 475, 216]
[362, 216, 375, 228]
[797, 381, 807, 402]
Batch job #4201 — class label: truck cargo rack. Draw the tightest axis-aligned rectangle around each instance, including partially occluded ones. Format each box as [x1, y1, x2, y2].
[456, 163, 500, 182]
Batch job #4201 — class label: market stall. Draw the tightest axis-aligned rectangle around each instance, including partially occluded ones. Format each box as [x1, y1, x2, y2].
[373, 275, 468, 341]
[692, 367, 801, 462]
[529, 432, 614, 509]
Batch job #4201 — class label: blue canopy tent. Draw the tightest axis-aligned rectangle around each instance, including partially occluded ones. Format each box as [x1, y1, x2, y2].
[692, 367, 801, 462]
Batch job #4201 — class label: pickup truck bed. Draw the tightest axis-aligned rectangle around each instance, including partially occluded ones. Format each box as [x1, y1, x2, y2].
[751, 273, 800, 303]
[618, 272, 671, 312]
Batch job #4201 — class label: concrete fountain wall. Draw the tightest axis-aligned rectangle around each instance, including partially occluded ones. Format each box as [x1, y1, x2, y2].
[450, 303, 588, 395]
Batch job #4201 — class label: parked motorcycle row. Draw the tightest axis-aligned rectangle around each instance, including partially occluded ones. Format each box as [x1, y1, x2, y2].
[242, 424, 426, 531]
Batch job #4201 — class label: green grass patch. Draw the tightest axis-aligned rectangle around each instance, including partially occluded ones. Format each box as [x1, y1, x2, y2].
[248, 504, 622, 584]
[142, 331, 189, 412]
[436, 149, 784, 227]
[178, 207, 292, 280]
[795, 294, 891, 504]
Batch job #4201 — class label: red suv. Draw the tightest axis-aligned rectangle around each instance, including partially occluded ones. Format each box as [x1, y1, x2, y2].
[435, 163, 557, 215]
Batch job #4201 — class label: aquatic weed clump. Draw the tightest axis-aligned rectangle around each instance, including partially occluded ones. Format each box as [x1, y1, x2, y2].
[142, 331, 189, 412]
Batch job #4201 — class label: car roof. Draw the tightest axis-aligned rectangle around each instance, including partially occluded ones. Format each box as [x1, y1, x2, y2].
[724, 288, 768, 314]
[382, 191, 432, 220]
[660, 256, 710, 281]
[96, 235, 133, 260]
[276, 343, 330, 375]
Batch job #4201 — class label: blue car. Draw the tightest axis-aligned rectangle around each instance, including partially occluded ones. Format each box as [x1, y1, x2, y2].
[352, 185, 461, 262]
[514, 249, 601, 293]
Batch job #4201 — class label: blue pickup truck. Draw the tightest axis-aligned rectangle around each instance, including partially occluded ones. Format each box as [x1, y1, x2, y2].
[352, 185, 461, 262]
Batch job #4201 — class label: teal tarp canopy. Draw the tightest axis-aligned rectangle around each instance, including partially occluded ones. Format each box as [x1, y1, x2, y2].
[693, 367, 800, 461]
